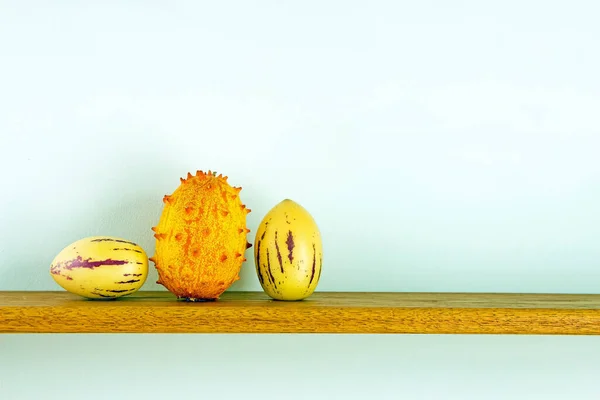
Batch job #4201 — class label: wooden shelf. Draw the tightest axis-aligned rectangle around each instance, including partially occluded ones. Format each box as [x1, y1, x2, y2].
[1, 291, 600, 334]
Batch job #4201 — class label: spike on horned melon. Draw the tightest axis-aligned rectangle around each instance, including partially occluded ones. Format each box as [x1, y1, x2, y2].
[151, 170, 252, 301]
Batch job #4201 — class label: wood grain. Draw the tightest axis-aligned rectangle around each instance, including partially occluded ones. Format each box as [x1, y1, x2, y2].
[1, 291, 600, 334]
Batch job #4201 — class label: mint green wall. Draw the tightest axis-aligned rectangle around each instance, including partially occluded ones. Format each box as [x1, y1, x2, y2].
[1, 335, 600, 399]
[2, 1, 600, 398]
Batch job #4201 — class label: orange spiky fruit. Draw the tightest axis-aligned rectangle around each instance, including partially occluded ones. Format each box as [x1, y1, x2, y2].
[151, 170, 252, 301]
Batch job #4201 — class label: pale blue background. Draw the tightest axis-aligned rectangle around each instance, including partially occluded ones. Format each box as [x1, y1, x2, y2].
[1, 1, 600, 399]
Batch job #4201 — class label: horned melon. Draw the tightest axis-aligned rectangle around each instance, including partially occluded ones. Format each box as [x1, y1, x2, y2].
[150, 170, 251, 301]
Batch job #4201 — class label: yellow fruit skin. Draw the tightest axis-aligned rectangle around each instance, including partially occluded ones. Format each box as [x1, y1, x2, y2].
[254, 199, 322, 301]
[151, 170, 251, 301]
[49, 236, 149, 299]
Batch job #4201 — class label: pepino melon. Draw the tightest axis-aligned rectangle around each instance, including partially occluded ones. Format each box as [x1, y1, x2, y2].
[254, 199, 322, 301]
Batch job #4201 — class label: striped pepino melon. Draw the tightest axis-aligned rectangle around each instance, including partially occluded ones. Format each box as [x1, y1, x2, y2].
[254, 199, 322, 301]
[151, 170, 252, 301]
[49, 236, 149, 299]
